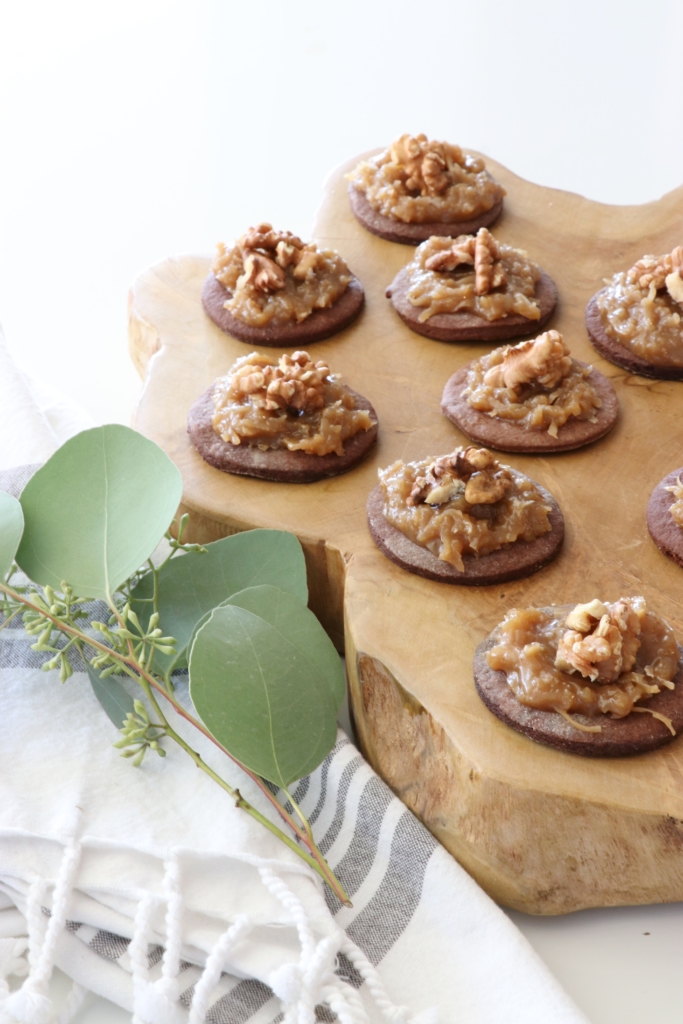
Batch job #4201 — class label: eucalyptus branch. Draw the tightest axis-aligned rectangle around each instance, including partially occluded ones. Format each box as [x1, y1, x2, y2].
[0, 580, 351, 906]
[136, 676, 329, 877]
[114, 619, 350, 904]
[133, 667, 350, 904]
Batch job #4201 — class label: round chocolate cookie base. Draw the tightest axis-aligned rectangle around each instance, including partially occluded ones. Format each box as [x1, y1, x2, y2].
[441, 361, 619, 453]
[474, 629, 683, 757]
[348, 184, 503, 245]
[366, 476, 564, 586]
[586, 292, 683, 381]
[201, 274, 364, 347]
[647, 467, 683, 568]
[188, 386, 378, 483]
[386, 268, 558, 343]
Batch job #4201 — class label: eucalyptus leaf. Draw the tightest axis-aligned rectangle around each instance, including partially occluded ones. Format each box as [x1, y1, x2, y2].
[86, 662, 136, 730]
[220, 585, 345, 710]
[189, 597, 338, 788]
[0, 491, 24, 580]
[131, 530, 308, 672]
[186, 584, 345, 704]
[16, 426, 182, 600]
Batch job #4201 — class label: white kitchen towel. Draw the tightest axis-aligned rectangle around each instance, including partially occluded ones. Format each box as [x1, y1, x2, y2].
[0, 326, 95, 470]
[0, 591, 589, 1024]
[0, 332, 590, 1024]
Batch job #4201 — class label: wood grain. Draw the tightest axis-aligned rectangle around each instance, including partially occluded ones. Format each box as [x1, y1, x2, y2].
[129, 152, 683, 914]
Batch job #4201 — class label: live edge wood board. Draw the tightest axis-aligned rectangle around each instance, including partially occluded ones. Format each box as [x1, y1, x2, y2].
[129, 153, 683, 915]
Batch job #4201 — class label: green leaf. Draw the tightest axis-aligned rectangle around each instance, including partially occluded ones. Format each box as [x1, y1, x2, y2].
[16, 426, 182, 600]
[86, 662, 136, 730]
[222, 585, 345, 710]
[187, 583, 344, 708]
[131, 530, 308, 672]
[0, 491, 24, 580]
[189, 591, 339, 788]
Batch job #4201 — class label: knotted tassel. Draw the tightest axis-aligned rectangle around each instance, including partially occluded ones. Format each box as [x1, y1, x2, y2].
[340, 936, 439, 1024]
[129, 863, 187, 1024]
[1, 841, 81, 1024]
[0, 939, 29, 998]
[261, 866, 348, 1024]
[188, 914, 252, 1024]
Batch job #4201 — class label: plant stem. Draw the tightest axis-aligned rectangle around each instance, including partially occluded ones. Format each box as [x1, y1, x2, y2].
[286, 790, 334, 889]
[0, 607, 23, 632]
[108, 599, 338, 884]
[140, 669, 351, 905]
[0, 582, 351, 906]
[287, 791, 314, 841]
[138, 678, 325, 876]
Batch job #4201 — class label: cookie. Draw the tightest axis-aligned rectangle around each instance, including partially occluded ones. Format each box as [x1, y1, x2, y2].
[647, 467, 683, 567]
[366, 474, 564, 586]
[202, 273, 365, 347]
[386, 267, 558, 343]
[441, 361, 619, 453]
[347, 184, 503, 246]
[586, 291, 683, 381]
[474, 626, 683, 757]
[346, 135, 505, 245]
[188, 385, 378, 484]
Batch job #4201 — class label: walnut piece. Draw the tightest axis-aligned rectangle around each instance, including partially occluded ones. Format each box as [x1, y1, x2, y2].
[389, 134, 472, 197]
[221, 222, 327, 296]
[408, 446, 512, 507]
[665, 475, 683, 528]
[666, 270, 683, 305]
[482, 331, 572, 391]
[424, 227, 507, 296]
[240, 224, 304, 253]
[424, 236, 475, 273]
[228, 350, 330, 414]
[241, 253, 285, 293]
[555, 596, 646, 683]
[626, 246, 683, 305]
[421, 149, 449, 194]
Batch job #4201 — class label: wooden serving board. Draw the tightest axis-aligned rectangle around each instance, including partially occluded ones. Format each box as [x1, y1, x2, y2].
[129, 153, 683, 915]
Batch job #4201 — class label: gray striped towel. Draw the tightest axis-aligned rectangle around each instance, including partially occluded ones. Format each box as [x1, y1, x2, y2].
[0, 465, 588, 1024]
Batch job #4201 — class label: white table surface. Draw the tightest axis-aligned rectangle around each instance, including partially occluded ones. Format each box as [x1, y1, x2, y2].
[2, 2, 682, 1021]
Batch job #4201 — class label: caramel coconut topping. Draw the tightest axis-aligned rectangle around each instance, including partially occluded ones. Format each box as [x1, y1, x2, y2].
[212, 224, 351, 328]
[379, 446, 551, 571]
[461, 331, 602, 436]
[403, 229, 541, 323]
[346, 134, 505, 224]
[486, 597, 679, 733]
[597, 246, 683, 367]
[211, 351, 374, 456]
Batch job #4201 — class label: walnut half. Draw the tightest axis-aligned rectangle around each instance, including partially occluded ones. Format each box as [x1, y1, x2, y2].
[554, 597, 645, 683]
[225, 223, 327, 296]
[627, 246, 683, 305]
[424, 228, 507, 296]
[482, 331, 572, 391]
[390, 134, 457, 197]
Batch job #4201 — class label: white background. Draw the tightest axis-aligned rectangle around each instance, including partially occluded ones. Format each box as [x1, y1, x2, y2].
[1, 2, 683, 1021]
